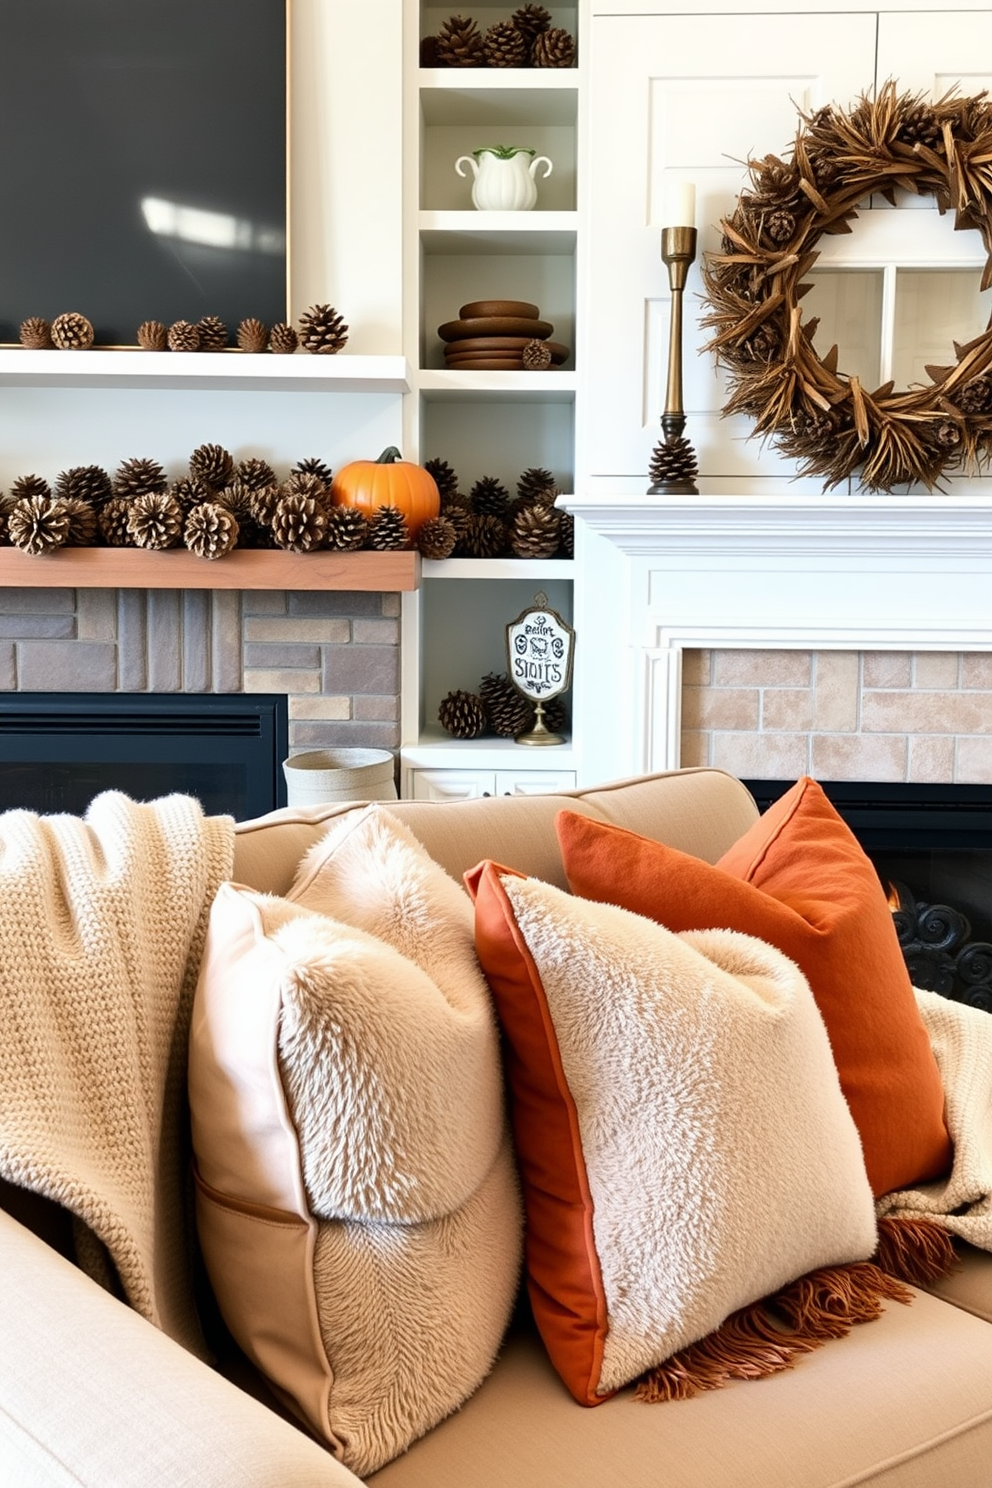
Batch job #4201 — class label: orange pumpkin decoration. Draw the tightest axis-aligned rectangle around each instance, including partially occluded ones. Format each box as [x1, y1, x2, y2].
[330, 447, 440, 542]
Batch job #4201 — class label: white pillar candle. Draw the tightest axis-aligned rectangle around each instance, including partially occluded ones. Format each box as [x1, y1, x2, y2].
[664, 180, 696, 228]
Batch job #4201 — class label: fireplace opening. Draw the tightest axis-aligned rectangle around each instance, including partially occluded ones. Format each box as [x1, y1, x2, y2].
[0, 693, 289, 822]
[744, 779, 992, 1012]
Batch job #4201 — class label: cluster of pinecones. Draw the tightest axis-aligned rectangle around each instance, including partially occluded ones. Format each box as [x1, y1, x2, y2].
[422, 6, 575, 68]
[417, 459, 573, 561]
[438, 671, 569, 740]
[0, 447, 411, 561]
[18, 304, 348, 356]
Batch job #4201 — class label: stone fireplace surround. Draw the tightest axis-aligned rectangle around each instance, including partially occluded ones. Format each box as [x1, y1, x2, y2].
[565, 491, 992, 787]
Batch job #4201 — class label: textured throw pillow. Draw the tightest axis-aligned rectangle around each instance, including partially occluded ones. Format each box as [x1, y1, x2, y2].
[467, 859, 883, 1407]
[556, 776, 953, 1199]
[189, 808, 522, 1477]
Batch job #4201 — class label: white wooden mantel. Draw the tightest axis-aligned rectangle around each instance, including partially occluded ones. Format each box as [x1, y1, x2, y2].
[564, 493, 992, 777]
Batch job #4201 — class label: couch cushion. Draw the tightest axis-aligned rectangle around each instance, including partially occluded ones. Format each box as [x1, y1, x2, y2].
[232, 767, 760, 898]
[557, 776, 952, 1198]
[366, 1290, 992, 1488]
[467, 860, 880, 1406]
[189, 808, 521, 1477]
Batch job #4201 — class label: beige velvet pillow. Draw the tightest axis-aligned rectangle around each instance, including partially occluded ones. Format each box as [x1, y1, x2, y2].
[189, 808, 522, 1476]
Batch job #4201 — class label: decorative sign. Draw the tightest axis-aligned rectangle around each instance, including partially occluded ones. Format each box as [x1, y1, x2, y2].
[505, 592, 574, 746]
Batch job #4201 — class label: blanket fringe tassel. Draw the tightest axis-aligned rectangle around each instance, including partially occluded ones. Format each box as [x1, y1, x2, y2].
[634, 1262, 913, 1403]
[872, 1213, 959, 1287]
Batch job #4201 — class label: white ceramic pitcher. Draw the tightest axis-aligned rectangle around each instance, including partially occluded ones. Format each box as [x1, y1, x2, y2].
[455, 145, 553, 211]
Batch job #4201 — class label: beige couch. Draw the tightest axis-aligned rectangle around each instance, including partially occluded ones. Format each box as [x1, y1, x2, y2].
[4, 766, 992, 1487]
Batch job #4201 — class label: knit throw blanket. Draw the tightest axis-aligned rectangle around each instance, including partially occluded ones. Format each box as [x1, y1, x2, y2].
[0, 792, 234, 1356]
[876, 988, 992, 1257]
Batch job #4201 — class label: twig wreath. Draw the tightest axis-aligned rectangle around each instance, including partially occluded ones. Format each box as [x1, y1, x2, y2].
[701, 82, 992, 492]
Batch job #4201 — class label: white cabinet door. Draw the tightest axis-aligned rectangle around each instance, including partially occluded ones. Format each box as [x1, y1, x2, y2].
[877, 13, 992, 98]
[409, 769, 496, 802]
[582, 11, 878, 490]
[409, 767, 577, 800]
[495, 770, 576, 796]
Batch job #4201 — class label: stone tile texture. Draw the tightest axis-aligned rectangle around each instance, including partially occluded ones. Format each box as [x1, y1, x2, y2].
[685, 648, 992, 784]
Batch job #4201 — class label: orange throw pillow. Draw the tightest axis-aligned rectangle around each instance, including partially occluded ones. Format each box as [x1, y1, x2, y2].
[556, 776, 952, 1198]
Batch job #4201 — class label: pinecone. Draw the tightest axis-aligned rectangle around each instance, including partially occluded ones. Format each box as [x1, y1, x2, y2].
[958, 376, 992, 415]
[184, 502, 240, 560]
[169, 475, 213, 514]
[419, 34, 442, 67]
[522, 337, 552, 369]
[215, 480, 275, 549]
[97, 498, 135, 547]
[416, 514, 458, 560]
[269, 322, 299, 354]
[436, 14, 485, 67]
[743, 320, 782, 362]
[19, 317, 52, 349]
[558, 508, 574, 557]
[458, 512, 509, 558]
[437, 688, 488, 739]
[167, 319, 201, 352]
[53, 464, 113, 508]
[292, 456, 334, 489]
[127, 492, 184, 549]
[248, 482, 282, 529]
[9, 473, 52, 503]
[59, 497, 98, 547]
[648, 435, 699, 491]
[750, 154, 800, 206]
[366, 505, 410, 550]
[237, 317, 269, 353]
[297, 304, 349, 354]
[324, 504, 370, 551]
[531, 26, 575, 67]
[898, 104, 942, 151]
[236, 455, 277, 491]
[470, 474, 510, 516]
[189, 442, 235, 490]
[483, 19, 527, 67]
[197, 315, 229, 351]
[113, 456, 168, 497]
[511, 502, 560, 558]
[511, 4, 552, 48]
[270, 492, 328, 552]
[440, 492, 472, 545]
[281, 469, 330, 505]
[425, 456, 460, 499]
[764, 209, 796, 245]
[136, 319, 168, 351]
[932, 418, 962, 450]
[51, 311, 95, 350]
[791, 407, 835, 444]
[8, 495, 72, 554]
[516, 466, 557, 502]
[214, 481, 257, 520]
[479, 672, 531, 737]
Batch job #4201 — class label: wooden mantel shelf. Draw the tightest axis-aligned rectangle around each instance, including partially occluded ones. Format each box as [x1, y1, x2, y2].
[0, 547, 421, 592]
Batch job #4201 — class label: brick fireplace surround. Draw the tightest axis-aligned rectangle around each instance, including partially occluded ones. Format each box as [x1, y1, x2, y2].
[565, 492, 992, 788]
[0, 586, 401, 755]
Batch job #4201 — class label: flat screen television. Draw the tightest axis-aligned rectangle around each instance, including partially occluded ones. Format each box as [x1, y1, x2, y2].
[0, 0, 287, 347]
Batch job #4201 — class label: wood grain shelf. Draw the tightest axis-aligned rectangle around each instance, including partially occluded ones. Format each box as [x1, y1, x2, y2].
[0, 547, 421, 592]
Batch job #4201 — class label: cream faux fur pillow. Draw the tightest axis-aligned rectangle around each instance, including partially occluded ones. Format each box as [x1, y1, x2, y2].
[468, 860, 884, 1405]
[189, 809, 521, 1476]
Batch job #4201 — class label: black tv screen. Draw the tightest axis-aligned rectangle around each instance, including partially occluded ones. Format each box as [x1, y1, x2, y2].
[0, 0, 287, 347]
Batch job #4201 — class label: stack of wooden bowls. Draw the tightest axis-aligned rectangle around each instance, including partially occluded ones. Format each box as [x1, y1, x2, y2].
[437, 299, 569, 370]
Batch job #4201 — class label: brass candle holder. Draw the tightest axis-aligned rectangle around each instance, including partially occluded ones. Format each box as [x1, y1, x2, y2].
[648, 224, 700, 495]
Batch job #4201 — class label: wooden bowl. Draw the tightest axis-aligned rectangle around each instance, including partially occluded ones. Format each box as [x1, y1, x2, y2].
[437, 315, 554, 342]
[458, 299, 540, 320]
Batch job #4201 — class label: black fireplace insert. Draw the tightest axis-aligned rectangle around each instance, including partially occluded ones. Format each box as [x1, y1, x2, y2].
[0, 693, 288, 821]
[743, 778, 992, 1011]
